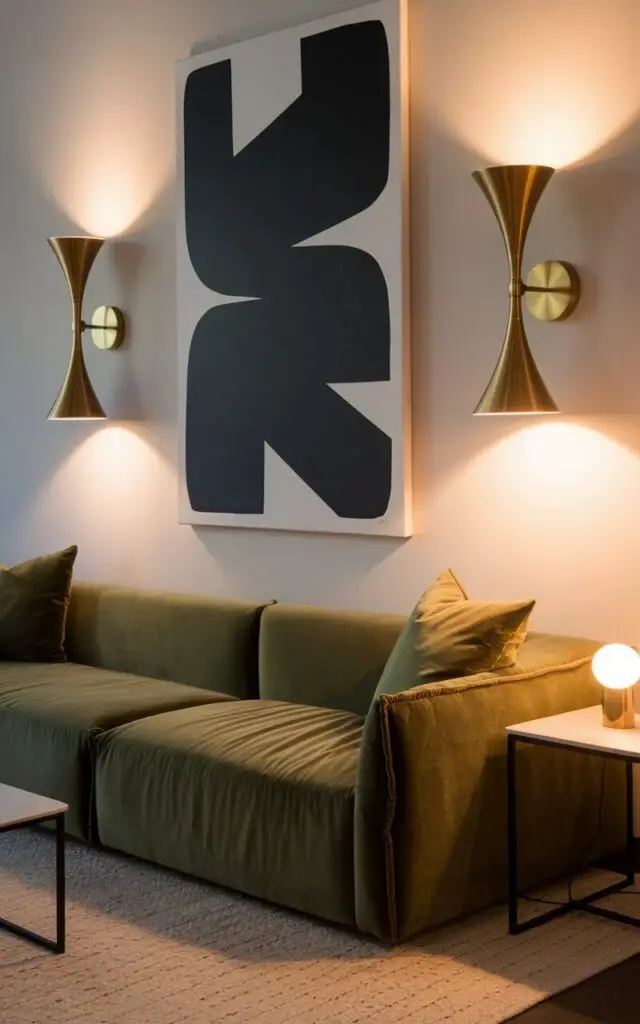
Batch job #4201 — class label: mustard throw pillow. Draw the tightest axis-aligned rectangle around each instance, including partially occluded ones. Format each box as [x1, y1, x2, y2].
[0, 545, 78, 662]
[372, 569, 534, 700]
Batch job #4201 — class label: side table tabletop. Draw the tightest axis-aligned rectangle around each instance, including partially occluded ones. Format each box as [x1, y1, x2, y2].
[0, 783, 68, 953]
[506, 704, 640, 935]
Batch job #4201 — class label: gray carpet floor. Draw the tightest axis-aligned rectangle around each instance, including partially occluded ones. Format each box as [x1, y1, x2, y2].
[1, 831, 640, 1024]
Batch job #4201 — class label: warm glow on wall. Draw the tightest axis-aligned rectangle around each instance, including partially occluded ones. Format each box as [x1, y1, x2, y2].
[29, 46, 172, 236]
[475, 422, 639, 517]
[35, 426, 166, 541]
[428, 0, 640, 166]
[61, 426, 159, 513]
[42, 115, 170, 237]
[57, 165, 165, 239]
[433, 420, 640, 639]
[17, 425, 172, 583]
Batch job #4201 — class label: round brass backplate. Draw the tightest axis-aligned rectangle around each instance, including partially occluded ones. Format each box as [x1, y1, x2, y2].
[91, 306, 125, 350]
[524, 261, 580, 322]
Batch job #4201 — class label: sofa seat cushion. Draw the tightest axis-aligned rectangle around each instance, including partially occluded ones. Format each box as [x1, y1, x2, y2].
[95, 701, 364, 926]
[0, 662, 236, 840]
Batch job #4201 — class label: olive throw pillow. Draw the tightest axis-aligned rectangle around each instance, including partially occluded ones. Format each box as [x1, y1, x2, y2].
[372, 569, 535, 700]
[0, 545, 78, 662]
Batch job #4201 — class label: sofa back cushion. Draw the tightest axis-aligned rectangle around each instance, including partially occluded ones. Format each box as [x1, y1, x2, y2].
[0, 545, 78, 663]
[65, 583, 268, 698]
[259, 603, 404, 715]
[372, 569, 535, 701]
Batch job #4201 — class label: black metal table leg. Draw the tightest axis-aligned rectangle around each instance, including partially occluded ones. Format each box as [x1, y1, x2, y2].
[0, 811, 66, 954]
[507, 736, 639, 934]
[626, 760, 635, 889]
[507, 734, 518, 934]
[508, 735, 573, 934]
[56, 812, 66, 954]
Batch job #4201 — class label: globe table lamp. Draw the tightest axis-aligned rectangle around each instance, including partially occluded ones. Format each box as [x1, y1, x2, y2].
[592, 644, 640, 729]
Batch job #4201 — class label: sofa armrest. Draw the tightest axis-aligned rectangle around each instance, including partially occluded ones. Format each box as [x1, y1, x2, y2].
[354, 657, 625, 942]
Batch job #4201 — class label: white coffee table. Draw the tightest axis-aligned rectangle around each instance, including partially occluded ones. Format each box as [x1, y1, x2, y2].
[506, 705, 639, 935]
[0, 783, 68, 953]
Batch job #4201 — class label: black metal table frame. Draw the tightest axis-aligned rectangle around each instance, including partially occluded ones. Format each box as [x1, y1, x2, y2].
[508, 732, 639, 935]
[0, 811, 65, 953]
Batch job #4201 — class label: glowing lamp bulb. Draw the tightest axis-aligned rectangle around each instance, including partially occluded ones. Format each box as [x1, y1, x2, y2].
[592, 644, 640, 691]
[593, 644, 638, 729]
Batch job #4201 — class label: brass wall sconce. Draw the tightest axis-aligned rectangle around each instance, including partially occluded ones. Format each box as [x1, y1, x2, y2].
[472, 165, 581, 415]
[48, 236, 125, 420]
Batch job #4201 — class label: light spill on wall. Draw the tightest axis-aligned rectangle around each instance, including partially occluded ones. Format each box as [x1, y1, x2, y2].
[426, 0, 640, 167]
[21, 426, 180, 582]
[16, 8, 176, 235]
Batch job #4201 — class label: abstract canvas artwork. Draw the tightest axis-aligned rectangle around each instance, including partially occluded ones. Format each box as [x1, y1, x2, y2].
[177, 0, 411, 535]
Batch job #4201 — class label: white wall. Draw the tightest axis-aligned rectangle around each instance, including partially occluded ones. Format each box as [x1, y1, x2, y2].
[1, 0, 640, 643]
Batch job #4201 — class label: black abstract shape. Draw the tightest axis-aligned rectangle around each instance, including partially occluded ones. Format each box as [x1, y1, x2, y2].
[184, 20, 392, 518]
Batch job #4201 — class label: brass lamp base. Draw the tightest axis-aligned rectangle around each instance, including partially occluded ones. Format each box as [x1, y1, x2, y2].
[602, 688, 636, 729]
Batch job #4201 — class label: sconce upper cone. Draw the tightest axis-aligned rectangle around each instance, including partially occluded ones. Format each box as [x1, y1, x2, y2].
[471, 166, 555, 277]
[48, 236, 105, 311]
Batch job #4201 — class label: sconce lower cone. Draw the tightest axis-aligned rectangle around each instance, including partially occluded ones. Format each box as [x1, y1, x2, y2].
[48, 236, 107, 420]
[474, 310, 559, 415]
[472, 165, 559, 415]
[48, 349, 106, 420]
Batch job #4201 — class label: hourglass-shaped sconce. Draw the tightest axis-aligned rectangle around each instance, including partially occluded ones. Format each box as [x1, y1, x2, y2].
[48, 236, 125, 420]
[472, 165, 581, 415]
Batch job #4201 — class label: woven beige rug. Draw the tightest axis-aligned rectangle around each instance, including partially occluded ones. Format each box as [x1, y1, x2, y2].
[1, 832, 639, 1024]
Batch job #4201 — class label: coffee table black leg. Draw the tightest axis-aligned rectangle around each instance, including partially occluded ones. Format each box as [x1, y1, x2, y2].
[507, 734, 518, 934]
[0, 811, 66, 954]
[56, 812, 66, 954]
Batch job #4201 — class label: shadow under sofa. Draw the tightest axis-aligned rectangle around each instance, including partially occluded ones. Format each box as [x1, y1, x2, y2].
[0, 582, 625, 943]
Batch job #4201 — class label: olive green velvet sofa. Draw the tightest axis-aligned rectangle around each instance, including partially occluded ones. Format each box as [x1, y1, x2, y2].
[0, 583, 266, 839]
[0, 583, 622, 943]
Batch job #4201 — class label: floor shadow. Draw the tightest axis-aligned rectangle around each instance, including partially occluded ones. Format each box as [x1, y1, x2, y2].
[0, 829, 390, 965]
[509, 953, 640, 1023]
[1, 826, 638, 996]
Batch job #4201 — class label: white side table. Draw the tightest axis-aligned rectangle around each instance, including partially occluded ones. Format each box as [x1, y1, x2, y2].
[0, 783, 68, 953]
[506, 705, 639, 935]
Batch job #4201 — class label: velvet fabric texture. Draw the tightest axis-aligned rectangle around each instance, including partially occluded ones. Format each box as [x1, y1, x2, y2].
[356, 636, 626, 942]
[0, 577, 626, 943]
[259, 603, 404, 714]
[0, 546, 77, 662]
[65, 583, 269, 699]
[95, 700, 364, 926]
[372, 569, 535, 700]
[0, 661, 235, 839]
